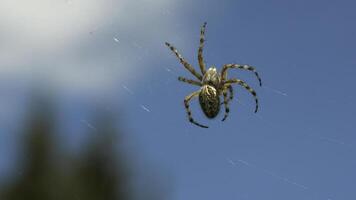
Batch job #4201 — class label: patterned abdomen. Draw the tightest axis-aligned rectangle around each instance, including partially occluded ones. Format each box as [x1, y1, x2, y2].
[199, 85, 220, 118]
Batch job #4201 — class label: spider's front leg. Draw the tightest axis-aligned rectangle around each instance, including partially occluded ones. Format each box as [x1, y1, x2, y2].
[221, 64, 262, 86]
[224, 79, 259, 113]
[184, 91, 208, 128]
[198, 22, 207, 74]
[165, 42, 203, 80]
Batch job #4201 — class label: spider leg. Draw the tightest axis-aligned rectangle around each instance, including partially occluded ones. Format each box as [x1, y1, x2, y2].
[178, 76, 202, 87]
[227, 85, 234, 102]
[220, 85, 233, 105]
[225, 79, 259, 113]
[184, 91, 208, 128]
[198, 22, 207, 74]
[221, 64, 262, 86]
[222, 86, 230, 121]
[165, 42, 203, 80]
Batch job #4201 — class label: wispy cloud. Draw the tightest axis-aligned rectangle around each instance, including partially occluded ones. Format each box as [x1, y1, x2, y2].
[0, 0, 186, 94]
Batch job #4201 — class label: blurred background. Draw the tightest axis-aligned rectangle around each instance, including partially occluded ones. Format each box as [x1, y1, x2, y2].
[0, 0, 356, 199]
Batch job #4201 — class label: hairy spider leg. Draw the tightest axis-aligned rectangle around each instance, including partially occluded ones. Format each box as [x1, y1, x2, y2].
[198, 22, 207, 75]
[178, 77, 202, 86]
[222, 86, 230, 121]
[184, 91, 208, 128]
[225, 79, 259, 113]
[221, 64, 262, 86]
[165, 42, 203, 80]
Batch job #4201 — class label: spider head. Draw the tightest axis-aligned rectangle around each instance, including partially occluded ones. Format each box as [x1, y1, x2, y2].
[202, 67, 221, 87]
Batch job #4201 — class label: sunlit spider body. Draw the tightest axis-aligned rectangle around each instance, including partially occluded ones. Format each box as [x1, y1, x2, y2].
[199, 67, 221, 118]
[199, 84, 220, 118]
[165, 22, 262, 128]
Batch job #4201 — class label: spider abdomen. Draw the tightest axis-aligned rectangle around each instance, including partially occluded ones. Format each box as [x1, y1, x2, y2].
[199, 85, 220, 118]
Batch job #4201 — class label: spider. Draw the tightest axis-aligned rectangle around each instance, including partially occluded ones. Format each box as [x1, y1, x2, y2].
[165, 22, 262, 128]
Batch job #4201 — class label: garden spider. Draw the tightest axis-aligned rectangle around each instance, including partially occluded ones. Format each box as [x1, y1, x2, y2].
[165, 22, 262, 128]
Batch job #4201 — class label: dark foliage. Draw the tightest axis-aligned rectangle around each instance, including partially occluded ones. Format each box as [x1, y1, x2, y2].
[0, 96, 135, 200]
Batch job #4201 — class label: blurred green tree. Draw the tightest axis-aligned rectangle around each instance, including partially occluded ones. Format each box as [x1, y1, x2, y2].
[0, 95, 137, 200]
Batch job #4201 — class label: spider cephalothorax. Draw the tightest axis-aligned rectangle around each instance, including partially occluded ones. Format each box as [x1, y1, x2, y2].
[165, 22, 262, 128]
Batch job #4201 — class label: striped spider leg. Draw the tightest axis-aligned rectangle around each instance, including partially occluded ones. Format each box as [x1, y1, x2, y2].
[198, 22, 207, 74]
[165, 42, 203, 80]
[178, 76, 202, 87]
[224, 79, 259, 113]
[221, 64, 262, 86]
[221, 85, 230, 121]
[184, 91, 209, 128]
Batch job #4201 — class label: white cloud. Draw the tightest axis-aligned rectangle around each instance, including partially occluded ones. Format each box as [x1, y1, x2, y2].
[0, 0, 110, 67]
[0, 0, 185, 94]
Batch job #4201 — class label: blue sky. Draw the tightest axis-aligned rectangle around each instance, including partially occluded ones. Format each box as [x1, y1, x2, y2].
[1, 0, 356, 199]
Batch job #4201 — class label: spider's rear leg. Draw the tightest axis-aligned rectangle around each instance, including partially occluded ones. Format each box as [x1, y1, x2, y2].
[225, 79, 259, 113]
[184, 91, 208, 128]
[165, 42, 202, 80]
[220, 85, 233, 105]
[221, 64, 262, 86]
[228, 85, 234, 101]
[222, 86, 230, 121]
